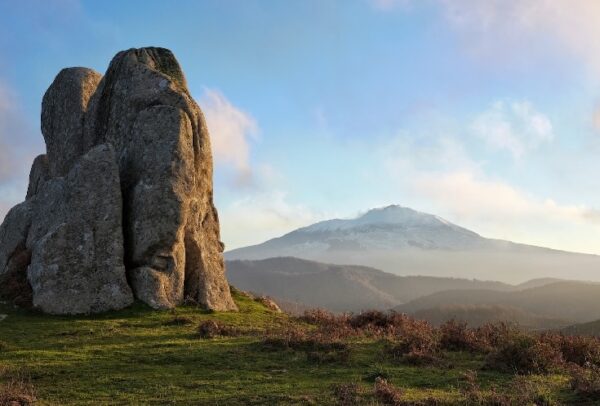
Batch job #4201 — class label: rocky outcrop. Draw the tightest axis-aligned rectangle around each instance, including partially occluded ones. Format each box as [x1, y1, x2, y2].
[42, 68, 102, 178]
[27, 144, 133, 314]
[0, 47, 237, 314]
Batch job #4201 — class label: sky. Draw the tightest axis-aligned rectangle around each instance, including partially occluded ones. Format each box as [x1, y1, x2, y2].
[1, 0, 600, 254]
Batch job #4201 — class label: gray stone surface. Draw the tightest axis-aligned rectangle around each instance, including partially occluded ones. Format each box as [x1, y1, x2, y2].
[26, 155, 49, 199]
[0, 47, 236, 314]
[0, 201, 33, 307]
[42, 67, 102, 178]
[27, 144, 133, 314]
[84, 47, 236, 311]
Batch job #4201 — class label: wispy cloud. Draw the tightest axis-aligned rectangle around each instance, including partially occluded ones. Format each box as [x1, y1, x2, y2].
[380, 120, 600, 254]
[219, 189, 323, 250]
[471, 100, 553, 159]
[372, 1, 600, 75]
[440, 0, 600, 75]
[199, 89, 258, 186]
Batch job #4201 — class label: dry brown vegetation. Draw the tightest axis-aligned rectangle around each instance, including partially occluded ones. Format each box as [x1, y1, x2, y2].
[288, 308, 600, 402]
[0, 372, 36, 406]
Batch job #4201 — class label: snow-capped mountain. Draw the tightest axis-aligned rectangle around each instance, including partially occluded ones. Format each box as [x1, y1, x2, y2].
[292, 205, 486, 251]
[225, 205, 600, 284]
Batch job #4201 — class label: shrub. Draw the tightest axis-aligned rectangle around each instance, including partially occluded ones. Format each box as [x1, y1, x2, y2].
[197, 320, 240, 338]
[0, 375, 36, 406]
[569, 364, 600, 400]
[484, 334, 562, 374]
[374, 377, 403, 405]
[262, 326, 351, 363]
[300, 309, 343, 326]
[472, 322, 521, 353]
[460, 370, 485, 404]
[462, 372, 557, 405]
[439, 319, 478, 352]
[331, 383, 359, 405]
[541, 333, 600, 367]
[385, 324, 440, 366]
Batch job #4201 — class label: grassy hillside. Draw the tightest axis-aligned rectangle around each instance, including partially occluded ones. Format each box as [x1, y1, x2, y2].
[0, 290, 595, 405]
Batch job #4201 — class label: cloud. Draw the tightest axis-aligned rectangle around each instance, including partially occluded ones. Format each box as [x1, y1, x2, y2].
[471, 100, 553, 159]
[380, 130, 600, 254]
[438, 0, 600, 75]
[371, 1, 600, 75]
[219, 190, 323, 250]
[199, 89, 258, 186]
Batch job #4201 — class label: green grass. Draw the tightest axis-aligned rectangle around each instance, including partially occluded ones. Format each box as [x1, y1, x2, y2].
[0, 292, 582, 405]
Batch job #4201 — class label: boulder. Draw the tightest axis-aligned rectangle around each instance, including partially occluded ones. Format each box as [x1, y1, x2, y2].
[0, 202, 33, 307]
[84, 47, 237, 311]
[42, 67, 102, 178]
[0, 47, 237, 314]
[27, 144, 133, 314]
[26, 155, 49, 199]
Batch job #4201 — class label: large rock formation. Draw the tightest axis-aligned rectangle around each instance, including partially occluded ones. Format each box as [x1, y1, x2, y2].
[0, 47, 237, 314]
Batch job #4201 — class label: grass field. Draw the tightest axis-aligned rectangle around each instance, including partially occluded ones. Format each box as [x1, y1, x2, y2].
[0, 291, 587, 405]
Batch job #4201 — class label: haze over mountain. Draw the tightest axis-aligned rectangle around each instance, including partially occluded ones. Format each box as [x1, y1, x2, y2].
[226, 205, 600, 284]
[411, 304, 570, 330]
[396, 281, 600, 324]
[226, 257, 514, 312]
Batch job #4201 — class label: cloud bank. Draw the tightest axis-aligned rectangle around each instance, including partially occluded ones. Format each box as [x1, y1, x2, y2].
[200, 89, 258, 186]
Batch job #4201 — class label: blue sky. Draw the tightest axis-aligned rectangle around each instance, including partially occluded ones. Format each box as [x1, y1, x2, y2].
[1, 0, 600, 253]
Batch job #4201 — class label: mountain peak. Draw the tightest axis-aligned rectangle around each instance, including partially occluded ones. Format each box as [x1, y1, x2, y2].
[300, 204, 457, 233]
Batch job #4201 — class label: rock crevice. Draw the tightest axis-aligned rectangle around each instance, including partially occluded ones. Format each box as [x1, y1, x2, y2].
[0, 47, 237, 314]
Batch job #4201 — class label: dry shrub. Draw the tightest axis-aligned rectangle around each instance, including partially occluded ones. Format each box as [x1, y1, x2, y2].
[374, 377, 403, 405]
[540, 333, 600, 367]
[301, 309, 432, 339]
[472, 322, 521, 353]
[569, 364, 600, 400]
[0, 375, 36, 406]
[299, 309, 343, 326]
[462, 372, 556, 405]
[460, 370, 485, 404]
[262, 325, 351, 363]
[197, 320, 240, 339]
[385, 321, 440, 366]
[483, 334, 562, 374]
[331, 383, 359, 405]
[439, 319, 478, 352]
[299, 309, 354, 340]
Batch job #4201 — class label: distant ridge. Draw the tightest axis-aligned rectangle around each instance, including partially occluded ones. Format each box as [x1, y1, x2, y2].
[226, 257, 567, 314]
[396, 281, 600, 323]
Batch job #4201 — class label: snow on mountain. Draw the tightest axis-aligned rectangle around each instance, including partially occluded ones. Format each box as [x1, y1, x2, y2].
[225, 205, 600, 284]
[275, 205, 486, 251]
